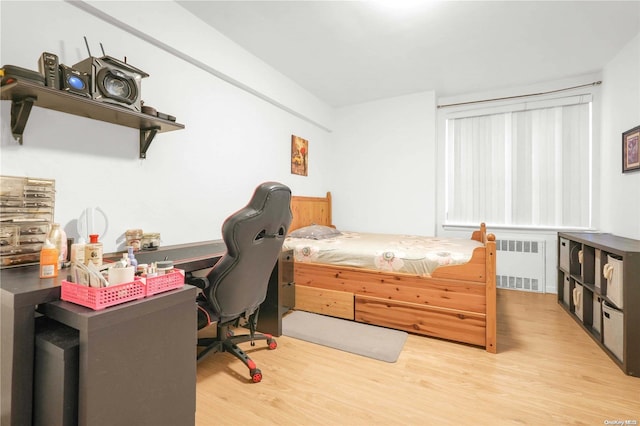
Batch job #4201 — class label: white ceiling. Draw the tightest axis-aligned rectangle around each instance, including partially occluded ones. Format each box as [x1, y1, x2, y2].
[177, 1, 640, 107]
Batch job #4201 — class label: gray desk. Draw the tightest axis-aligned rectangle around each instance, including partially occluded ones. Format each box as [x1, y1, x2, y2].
[37, 287, 196, 426]
[0, 239, 292, 426]
[1, 240, 225, 426]
[1, 266, 63, 426]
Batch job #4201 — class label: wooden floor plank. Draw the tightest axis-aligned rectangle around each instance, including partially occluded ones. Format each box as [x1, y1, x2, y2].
[195, 289, 640, 425]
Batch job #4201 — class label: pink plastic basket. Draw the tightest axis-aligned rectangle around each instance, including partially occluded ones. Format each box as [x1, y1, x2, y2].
[143, 269, 185, 296]
[61, 279, 146, 310]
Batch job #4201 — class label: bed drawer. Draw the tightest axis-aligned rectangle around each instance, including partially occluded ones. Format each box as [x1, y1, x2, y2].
[295, 285, 354, 320]
[355, 295, 486, 347]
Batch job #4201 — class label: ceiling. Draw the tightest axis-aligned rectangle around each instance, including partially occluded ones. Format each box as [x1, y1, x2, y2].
[177, 1, 640, 107]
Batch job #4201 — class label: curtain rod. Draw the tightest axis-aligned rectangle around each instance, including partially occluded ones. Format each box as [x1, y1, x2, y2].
[437, 81, 602, 109]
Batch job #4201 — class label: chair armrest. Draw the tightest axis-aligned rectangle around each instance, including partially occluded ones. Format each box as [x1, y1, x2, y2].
[185, 273, 209, 290]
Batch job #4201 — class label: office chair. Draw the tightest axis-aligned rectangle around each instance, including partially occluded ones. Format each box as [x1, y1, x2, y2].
[191, 182, 292, 383]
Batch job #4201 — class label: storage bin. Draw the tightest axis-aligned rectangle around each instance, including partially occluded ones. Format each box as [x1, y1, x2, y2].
[592, 296, 602, 334]
[602, 301, 624, 362]
[594, 249, 602, 290]
[559, 238, 570, 271]
[562, 273, 571, 307]
[573, 283, 583, 321]
[1, 175, 56, 268]
[61, 279, 146, 310]
[143, 269, 185, 296]
[604, 255, 623, 309]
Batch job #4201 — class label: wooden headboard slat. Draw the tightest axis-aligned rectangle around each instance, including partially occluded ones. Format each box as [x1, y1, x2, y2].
[289, 192, 332, 232]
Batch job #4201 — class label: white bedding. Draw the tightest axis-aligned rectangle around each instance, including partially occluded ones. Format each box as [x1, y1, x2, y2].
[283, 231, 483, 276]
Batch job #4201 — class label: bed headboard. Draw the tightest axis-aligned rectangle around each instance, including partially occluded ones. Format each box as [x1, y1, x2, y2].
[289, 192, 333, 232]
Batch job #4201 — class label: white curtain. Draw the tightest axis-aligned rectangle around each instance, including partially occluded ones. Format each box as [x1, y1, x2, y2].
[446, 100, 591, 228]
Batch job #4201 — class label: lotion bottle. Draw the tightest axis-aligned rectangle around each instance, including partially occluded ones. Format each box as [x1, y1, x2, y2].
[70, 237, 86, 265]
[85, 234, 103, 267]
[39, 240, 59, 278]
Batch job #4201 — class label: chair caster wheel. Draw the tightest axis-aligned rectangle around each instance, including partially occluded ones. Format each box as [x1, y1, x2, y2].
[250, 368, 262, 383]
[267, 338, 277, 350]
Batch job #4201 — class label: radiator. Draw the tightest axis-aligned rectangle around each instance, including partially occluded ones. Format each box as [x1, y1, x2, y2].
[495, 239, 546, 293]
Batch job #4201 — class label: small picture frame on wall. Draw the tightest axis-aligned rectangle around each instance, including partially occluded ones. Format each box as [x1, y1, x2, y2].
[622, 125, 640, 173]
[291, 135, 308, 176]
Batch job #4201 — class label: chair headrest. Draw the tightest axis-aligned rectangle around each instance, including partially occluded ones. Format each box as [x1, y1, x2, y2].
[222, 182, 292, 256]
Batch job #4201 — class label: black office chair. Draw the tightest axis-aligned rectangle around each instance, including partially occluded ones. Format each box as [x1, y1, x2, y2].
[191, 182, 292, 383]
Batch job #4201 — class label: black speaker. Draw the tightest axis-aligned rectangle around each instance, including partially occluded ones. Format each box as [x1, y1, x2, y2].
[73, 56, 148, 112]
[38, 52, 60, 89]
[59, 64, 90, 98]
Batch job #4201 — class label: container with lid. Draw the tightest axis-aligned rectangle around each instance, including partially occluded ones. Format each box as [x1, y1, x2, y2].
[125, 229, 143, 251]
[141, 232, 161, 250]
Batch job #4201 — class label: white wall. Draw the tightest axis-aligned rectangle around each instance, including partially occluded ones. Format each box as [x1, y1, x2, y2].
[0, 1, 334, 252]
[330, 91, 437, 235]
[1, 1, 636, 293]
[600, 33, 640, 240]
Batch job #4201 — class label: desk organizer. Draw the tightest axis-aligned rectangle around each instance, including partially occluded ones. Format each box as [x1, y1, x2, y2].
[61, 269, 185, 310]
[61, 279, 146, 310]
[142, 269, 185, 296]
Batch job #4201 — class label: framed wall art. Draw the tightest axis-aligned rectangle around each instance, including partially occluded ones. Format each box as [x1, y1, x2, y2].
[622, 125, 640, 173]
[291, 135, 308, 176]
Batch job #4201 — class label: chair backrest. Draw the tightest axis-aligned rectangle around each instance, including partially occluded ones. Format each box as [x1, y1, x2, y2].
[206, 182, 292, 323]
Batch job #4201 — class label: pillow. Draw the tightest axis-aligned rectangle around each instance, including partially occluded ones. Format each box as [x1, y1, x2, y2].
[288, 224, 341, 240]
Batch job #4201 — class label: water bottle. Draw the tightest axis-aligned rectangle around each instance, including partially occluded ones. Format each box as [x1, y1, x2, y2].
[47, 223, 65, 270]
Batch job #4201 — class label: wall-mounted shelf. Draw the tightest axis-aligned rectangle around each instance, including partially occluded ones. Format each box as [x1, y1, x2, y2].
[1, 79, 184, 158]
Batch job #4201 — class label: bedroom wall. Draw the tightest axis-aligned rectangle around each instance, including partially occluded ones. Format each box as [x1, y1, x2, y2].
[330, 91, 437, 236]
[0, 0, 334, 253]
[600, 32, 640, 240]
[2, 1, 635, 295]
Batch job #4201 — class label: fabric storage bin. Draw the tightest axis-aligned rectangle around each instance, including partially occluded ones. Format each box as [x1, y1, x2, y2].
[604, 255, 623, 308]
[592, 296, 602, 334]
[573, 283, 583, 321]
[562, 273, 571, 307]
[602, 301, 623, 362]
[559, 238, 570, 271]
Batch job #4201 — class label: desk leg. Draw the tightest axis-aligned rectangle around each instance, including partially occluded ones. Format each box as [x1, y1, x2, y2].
[1, 297, 35, 426]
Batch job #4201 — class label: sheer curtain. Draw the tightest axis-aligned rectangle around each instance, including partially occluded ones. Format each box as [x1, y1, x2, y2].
[445, 98, 591, 229]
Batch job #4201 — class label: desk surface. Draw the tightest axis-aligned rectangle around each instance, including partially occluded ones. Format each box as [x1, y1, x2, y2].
[105, 240, 226, 272]
[1, 240, 226, 295]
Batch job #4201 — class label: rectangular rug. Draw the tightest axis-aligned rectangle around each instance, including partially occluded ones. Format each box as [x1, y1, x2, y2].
[282, 310, 408, 363]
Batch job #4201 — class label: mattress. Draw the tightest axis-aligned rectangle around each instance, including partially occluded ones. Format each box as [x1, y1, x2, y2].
[283, 231, 483, 276]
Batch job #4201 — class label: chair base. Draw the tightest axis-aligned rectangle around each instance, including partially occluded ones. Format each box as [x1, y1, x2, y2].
[197, 323, 277, 383]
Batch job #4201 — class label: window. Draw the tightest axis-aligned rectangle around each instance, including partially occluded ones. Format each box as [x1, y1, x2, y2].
[444, 94, 592, 229]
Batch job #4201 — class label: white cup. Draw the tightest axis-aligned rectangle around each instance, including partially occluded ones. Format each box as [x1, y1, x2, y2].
[108, 266, 135, 286]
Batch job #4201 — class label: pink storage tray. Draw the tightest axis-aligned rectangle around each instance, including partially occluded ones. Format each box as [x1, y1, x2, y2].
[61, 279, 146, 310]
[143, 269, 185, 296]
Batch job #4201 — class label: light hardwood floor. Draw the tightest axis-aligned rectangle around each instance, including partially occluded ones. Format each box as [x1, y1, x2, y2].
[195, 289, 640, 425]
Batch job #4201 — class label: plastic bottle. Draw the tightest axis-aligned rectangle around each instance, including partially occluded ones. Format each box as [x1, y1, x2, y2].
[47, 223, 66, 270]
[84, 234, 103, 267]
[70, 237, 86, 265]
[127, 246, 138, 269]
[39, 240, 59, 278]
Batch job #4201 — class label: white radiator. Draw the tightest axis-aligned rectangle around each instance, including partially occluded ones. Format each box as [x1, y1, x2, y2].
[495, 239, 546, 293]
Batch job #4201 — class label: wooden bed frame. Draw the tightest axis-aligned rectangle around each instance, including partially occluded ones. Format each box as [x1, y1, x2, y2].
[289, 192, 497, 353]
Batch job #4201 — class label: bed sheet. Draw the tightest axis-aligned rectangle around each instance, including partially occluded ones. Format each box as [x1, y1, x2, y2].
[283, 231, 483, 276]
